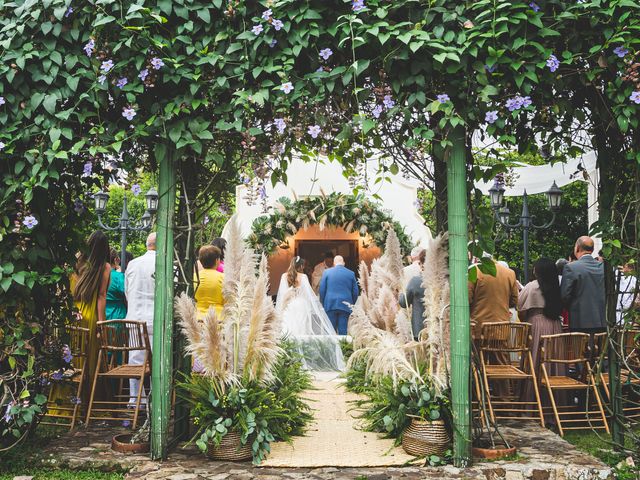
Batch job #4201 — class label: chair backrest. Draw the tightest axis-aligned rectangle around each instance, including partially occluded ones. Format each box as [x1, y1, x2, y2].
[540, 332, 589, 364]
[622, 328, 640, 370]
[67, 325, 90, 369]
[480, 322, 531, 352]
[96, 320, 150, 352]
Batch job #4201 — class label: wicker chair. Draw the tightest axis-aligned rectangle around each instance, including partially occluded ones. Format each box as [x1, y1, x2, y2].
[41, 325, 90, 430]
[539, 332, 609, 436]
[595, 329, 640, 419]
[476, 322, 545, 427]
[85, 320, 151, 429]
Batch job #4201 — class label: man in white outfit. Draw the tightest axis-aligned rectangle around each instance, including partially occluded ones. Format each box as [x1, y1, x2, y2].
[125, 232, 156, 406]
[403, 246, 425, 290]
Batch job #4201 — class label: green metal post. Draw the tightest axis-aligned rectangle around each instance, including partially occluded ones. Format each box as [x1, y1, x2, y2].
[605, 263, 623, 448]
[446, 126, 472, 467]
[151, 146, 177, 460]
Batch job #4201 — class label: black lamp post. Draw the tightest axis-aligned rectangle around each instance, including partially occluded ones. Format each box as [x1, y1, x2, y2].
[488, 179, 563, 284]
[94, 187, 159, 272]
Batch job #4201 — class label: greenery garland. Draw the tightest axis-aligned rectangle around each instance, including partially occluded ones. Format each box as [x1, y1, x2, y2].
[247, 192, 414, 257]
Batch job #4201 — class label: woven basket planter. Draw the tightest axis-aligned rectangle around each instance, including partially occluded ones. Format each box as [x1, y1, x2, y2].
[206, 431, 253, 462]
[401, 419, 451, 457]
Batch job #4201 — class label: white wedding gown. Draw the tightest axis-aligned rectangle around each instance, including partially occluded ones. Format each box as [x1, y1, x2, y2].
[276, 273, 346, 371]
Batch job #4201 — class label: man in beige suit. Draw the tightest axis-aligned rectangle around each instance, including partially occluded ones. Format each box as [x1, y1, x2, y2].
[468, 259, 519, 338]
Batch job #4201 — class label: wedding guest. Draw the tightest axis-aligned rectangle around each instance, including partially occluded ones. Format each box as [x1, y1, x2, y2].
[312, 251, 334, 293]
[468, 257, 519, 337]
[399, 250, 426, 339]
[73, 232, 112, 396]
[617, 262, 637, 324]
[320, 256, 359, 335]
[194, 245, 225, 319]
[125, 232, 156, 406]
[561, 236, 606, 335]
[403, 246, 425, 290]
[518, 258, 565, 411]
[555, 258, 570, 329]
[211, 237, 227, 273]
[106, 249, 127, 321]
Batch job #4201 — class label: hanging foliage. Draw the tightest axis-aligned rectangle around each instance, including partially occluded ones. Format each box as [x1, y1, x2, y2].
[247, 192, 413, 256]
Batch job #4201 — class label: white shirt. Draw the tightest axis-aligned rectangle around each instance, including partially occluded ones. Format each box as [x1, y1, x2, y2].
[617, 273, 637, 324]
[403, 262, 421, 289]
[125, 250, 156, 326]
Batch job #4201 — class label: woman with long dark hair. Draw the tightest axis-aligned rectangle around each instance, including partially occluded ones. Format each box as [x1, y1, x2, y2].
[518, 257, 566, 411]
[211, 237, 227, 272]
[72, 231, 111, 390]
[51, 231, 111, 414]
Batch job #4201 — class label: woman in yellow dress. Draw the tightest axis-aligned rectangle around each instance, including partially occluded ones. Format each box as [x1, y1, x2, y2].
[49, 231, 111, 416]
[194, 245, 225, 319]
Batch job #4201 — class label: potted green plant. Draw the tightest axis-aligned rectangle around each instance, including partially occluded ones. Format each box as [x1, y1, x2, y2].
[175, 217, 312, 464]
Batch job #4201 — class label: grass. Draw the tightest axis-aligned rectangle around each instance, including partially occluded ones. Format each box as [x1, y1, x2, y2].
[0, 426, 124, 480]
[564, 429, 639, 480]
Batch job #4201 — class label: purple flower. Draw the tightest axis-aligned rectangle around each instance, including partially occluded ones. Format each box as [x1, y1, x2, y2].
[505, 95, 528, 111]
[630, 91, 640, 104]
[116, 77, 128, 88]
[122, 420, 131, 428]
[131, 184, 141, 196]
[62, 345, 73, 364]
[82, 161, 92, 177]
[150, 57, 164, 70]
[73, 198, 85, 214]
[353, 0, 365, 12]
[203, 215, 210, 225]
[382, 95, 395, 109]
[437, 93, 450, 103]
[274, 118, 286, 134]
[70, 396, 82, 405]
[0, 142, 5, 150]
[280, 82, 294, 94]
[83, 39, 95, 57]
[269, 39, 278, 48]
[39, 377, 50, 387]
[614, 46, 628, 58]
[521, 96, 532, 108]
[529, 2, 540, 12]
[485, 110, 498, 124]
[272, 19, 284, 31]
[2, 403, 13, 423]
[251, 24, 264, 35]
[51, 370, 63, 381]
[546, 54, 560, 72]
[485, 64, 496, 73]
[259, 185, 267, 200]
[138, 69, 149, 81]
[97, 75, 107, 85]
[122, 107, 136, 121]
[372, 104, 383, 118]
[100, 59, 114, 73]
[262, 9, 273, 20]
[308, 125, 321, 138]
[0, 97, 5, 106]
[65, 7, 73, 17]
[319, 48, 333, 61]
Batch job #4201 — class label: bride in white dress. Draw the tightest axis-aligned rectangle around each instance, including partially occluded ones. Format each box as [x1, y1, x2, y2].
[275, 256, 345, 371]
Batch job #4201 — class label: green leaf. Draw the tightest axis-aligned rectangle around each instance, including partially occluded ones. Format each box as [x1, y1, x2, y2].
[67, 76, 79, 91]
[197, 8, 210, 23]
[43, 94, 57, 114]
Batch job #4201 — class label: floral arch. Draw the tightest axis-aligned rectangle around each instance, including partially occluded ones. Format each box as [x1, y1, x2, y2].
[247, 193, 414, 257]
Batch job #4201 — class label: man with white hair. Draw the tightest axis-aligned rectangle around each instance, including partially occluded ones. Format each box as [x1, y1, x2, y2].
[403, 246, 425, 289]
[319, 255, 359, 335]
[125, 232, 156, 406]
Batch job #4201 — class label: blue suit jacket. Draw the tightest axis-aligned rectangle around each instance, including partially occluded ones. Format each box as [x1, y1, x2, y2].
[319, 265, 359, 313]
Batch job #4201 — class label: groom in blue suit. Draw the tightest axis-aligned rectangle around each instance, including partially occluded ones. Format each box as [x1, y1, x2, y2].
[319, 255, 359, 335]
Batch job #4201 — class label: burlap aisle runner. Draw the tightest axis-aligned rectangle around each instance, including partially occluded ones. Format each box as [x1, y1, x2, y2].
[262, 373, 417, 467]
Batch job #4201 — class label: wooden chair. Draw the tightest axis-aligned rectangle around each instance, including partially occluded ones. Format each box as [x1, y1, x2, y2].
[539, 332, 609, 436]
[595, 329, 640, 419]
[477, 322, 545, 427]
[41, 325, 89, 430]
[85, 320, 151, 429]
